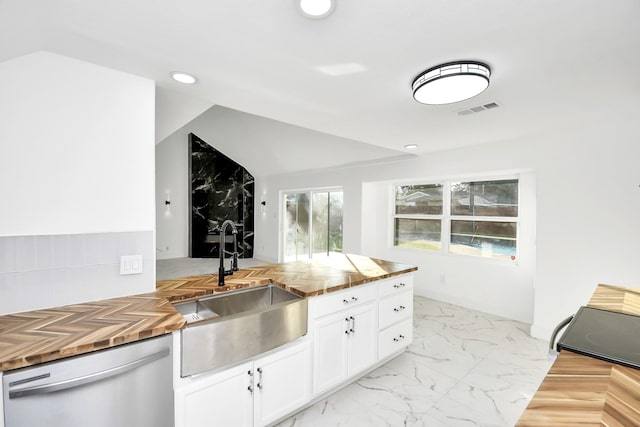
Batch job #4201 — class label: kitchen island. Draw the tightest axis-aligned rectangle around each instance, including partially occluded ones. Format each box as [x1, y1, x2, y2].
[0, 254, 416, 371]
[517, 284, 640, 426]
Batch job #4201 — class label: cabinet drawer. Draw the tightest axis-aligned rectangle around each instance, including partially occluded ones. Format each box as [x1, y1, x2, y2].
[310, 282, 378, 319]
[379, 291, 413, 329]
[379, 274, 413, 298]
[378, 318, 413, 360]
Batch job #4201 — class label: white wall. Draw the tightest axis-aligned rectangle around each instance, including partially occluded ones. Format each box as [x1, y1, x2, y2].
[257, 118, 640, 338]
[155, 87, 213, 144]
[0, 51, 155, 236]
[0, 52, 156, 312]
[156, 131, 190, 260]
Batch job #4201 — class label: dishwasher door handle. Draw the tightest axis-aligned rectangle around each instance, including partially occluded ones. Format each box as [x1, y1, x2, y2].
[9, 347, 170, 399]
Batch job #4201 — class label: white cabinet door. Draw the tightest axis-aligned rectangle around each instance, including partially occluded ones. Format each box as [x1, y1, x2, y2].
[312, 312, 350, 395]
[346, 301, 377, 376]
[175, 361, 253, 427]
[312, 301, 377, 395]
[254, 340, 311, 427]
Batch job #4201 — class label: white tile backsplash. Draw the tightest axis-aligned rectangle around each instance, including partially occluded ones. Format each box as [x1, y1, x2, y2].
[16, 236, 37, 272]
[0, 239, 17, 273]
[52, 234, 70, 269]
[67, 234, 88, 268]
[0, 273, 20, 314]
[0, 231, 154, 315]
[35, 235, 55, 270]
[98, 232, 119, 265]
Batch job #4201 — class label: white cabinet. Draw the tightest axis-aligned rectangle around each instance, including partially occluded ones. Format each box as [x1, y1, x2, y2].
[253, 341, 311, 426]
[310, 283, 378, 396]
[175, 361, 254, 427]
[174, 272, 415, 426]
[378, 274, 414, 361]
[175, 340, 310, 427]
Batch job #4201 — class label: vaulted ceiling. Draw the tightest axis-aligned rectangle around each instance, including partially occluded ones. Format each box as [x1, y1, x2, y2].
[2, 0, 639, 173]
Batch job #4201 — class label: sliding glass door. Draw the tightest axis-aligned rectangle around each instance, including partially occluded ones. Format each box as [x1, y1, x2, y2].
[283, 189, 343, 262]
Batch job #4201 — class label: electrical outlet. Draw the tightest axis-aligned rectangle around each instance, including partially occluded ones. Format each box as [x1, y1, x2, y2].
[120, 255, 143, 275]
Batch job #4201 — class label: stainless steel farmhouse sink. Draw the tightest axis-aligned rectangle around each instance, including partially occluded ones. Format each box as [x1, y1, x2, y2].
[174, 284, 308, 376]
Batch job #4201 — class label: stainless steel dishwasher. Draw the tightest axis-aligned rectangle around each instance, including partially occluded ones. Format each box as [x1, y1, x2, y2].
[2, 334, 173, 427]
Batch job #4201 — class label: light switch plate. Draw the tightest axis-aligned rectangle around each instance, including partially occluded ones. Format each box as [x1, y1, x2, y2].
[120, 255, 143, 275]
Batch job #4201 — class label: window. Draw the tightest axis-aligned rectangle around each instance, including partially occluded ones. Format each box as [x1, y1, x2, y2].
[283, 189, 343, 261]
[394, 184, 443, 251]
[393, 178, 519, 261]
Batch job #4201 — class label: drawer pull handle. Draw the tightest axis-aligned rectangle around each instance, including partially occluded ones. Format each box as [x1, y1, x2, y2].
[343, 299, 349, 304]
[393, 283, 406, 289]
[393, 334, 406, 342]
[351, 296, 358, 302]
[393, 305, 406, 312]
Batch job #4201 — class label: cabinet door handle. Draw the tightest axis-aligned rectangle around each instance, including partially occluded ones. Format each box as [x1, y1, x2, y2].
[349, 316, 355, 333]
[247, 370, 254, 393]
[257, 367, 263, 390]
[345, 317, 351, 334]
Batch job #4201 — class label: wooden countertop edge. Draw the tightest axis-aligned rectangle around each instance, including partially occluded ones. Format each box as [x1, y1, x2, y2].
[516, 283, 640, 426]
[0, 260, 417, 372]
[0, 321, 185, 372]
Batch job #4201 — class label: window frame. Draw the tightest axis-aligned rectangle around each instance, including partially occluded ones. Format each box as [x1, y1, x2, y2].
[392, 175, 520, 263]
[392, 182, 445, 252]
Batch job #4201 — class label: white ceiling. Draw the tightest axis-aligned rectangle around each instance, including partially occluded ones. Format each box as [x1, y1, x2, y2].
[2, 0, 640, 170]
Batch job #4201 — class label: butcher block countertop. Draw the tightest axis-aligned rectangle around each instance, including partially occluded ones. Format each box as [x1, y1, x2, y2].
[517, 284, 640, 426]
[0, 254, 416, 371]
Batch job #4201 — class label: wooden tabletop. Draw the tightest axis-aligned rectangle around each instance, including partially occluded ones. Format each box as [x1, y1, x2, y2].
[0, 254, 416, 371]
[517, 284, 640, 426]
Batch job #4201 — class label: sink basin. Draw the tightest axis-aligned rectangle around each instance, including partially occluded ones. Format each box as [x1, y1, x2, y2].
[175, 284, 308, 376]
[173, 301, 219, 323]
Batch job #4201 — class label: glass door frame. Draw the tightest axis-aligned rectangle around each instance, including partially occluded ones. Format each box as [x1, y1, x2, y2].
[279, 186, 343, 263]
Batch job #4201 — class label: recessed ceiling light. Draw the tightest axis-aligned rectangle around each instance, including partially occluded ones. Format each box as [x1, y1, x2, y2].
[170, 71, 198, 85]
[297, 0, 336, 19]
[404, 144, 418, 149]
[412, 61, 490, 105]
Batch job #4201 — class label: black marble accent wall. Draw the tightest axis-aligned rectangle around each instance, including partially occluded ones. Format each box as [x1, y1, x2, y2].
[189, 133, 254, 258]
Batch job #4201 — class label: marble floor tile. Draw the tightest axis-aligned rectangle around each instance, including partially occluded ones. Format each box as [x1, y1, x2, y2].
[278, 297, 553, 427]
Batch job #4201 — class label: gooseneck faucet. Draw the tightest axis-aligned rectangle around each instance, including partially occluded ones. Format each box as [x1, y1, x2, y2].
[218, 220, 239, 286]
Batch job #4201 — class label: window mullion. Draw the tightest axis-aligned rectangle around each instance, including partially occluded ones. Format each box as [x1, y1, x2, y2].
[443, 180, 451, 254]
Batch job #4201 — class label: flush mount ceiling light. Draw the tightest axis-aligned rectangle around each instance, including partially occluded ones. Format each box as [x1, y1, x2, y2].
[170, 71, 198, 85]
[412, 61, 490, 105]
[297, 0, 336, 19]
